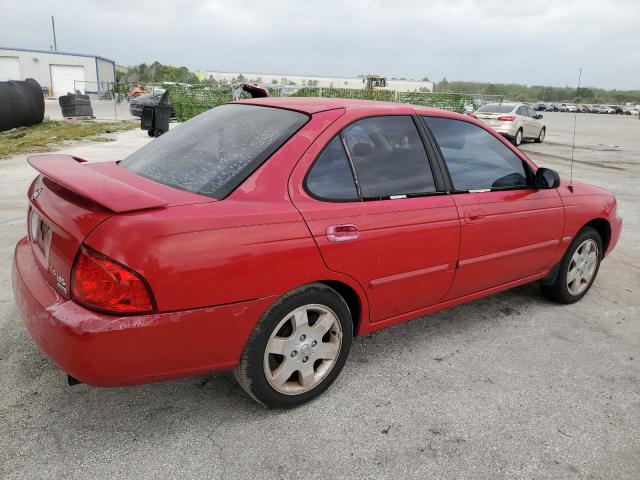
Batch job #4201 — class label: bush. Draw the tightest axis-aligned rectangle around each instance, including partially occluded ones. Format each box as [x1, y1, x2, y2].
[165, 84, 476, 122]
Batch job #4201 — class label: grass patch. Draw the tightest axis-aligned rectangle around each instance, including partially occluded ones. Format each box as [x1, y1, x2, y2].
[0, 120, 138, 158]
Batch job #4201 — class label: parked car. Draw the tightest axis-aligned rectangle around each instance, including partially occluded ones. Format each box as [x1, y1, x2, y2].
[533, 103, 547, 111]
[607, 105, 624, 114]
[602, 106, 617, 114]
[545, 104, 559, 112]
[577, 105, 588, 113]
[565, 104, 578, 113]
[558, 104, 568, 112]
[129, 90, 175, 118]
[13, 98, 622, 407]
[472, 102, 546, 146]
[630, 108, 640, 116]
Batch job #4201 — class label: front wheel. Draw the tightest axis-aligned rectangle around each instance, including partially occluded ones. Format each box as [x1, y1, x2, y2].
[541, 227, 602, 304]
[234, 283, 353, 408]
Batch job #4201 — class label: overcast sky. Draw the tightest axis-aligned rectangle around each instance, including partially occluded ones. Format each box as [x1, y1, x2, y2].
[1, 0, 638, 89]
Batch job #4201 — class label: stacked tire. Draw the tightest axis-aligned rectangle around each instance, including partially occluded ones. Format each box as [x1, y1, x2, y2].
[0, 79, 45, 132]
[58, 94, 94, 118]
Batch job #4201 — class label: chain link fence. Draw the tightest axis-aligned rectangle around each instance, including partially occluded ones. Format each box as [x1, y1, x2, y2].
[42, 81, 133, 121]
[164, 84, 504, 122]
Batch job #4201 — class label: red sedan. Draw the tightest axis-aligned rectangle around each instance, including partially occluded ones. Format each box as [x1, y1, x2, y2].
[13, 98, 622, 407]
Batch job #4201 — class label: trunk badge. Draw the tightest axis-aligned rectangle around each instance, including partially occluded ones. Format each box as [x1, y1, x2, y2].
[31, 187, 42, 201]
[50, 267, 68, 295]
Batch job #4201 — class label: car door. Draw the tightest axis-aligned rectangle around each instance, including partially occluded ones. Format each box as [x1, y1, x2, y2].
[289, 113, 460, 323]
[516, 106, 532, 137]
[526, 106, 541, 136]
[422, 115, 564, 299]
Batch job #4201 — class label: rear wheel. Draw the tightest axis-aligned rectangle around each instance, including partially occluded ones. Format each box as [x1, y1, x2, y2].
[512, 128, 523, 146]
[234, 283, 353, 408]
[535, 127, 545, 143]
[541, 227, 602, 304]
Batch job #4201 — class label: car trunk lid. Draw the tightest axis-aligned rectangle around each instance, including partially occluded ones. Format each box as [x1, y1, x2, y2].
[26, 154, 211, 298]
[475, 112, 505, 124]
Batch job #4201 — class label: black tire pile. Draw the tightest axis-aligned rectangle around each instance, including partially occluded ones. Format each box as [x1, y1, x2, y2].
[58, 94, 94, 118]
[0, 78, 45, 132]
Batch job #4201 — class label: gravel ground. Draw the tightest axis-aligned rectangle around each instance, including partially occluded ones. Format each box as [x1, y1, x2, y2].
[0, 112, 638, 479]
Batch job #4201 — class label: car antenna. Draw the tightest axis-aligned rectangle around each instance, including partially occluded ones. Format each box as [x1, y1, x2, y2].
[568, 67, 582, 193]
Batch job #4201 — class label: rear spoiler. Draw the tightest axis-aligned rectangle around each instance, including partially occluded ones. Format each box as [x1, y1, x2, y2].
[27, 155, 168, 213]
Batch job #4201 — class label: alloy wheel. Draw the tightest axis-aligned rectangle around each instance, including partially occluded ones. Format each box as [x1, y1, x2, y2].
[515, 129, 522, 145]
[567, 239, 599, 296]
[263, 304, 342, 395]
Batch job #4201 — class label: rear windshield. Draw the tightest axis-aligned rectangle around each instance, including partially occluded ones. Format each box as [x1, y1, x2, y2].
[120, 104, 308, 199]
[477, 104, 515, 114]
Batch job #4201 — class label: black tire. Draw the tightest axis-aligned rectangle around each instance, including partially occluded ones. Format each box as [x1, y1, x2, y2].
[234, 283, 353, 408]
[512, 128, 523, 147]
[147, 130, 156, 137]
[541, 227, 602, 304]
[153, 129, 164, 137]
[535, 127, 545, 143]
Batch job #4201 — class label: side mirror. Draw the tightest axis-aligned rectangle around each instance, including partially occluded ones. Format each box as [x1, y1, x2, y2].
[535, 167, 560, 189]
[535, 114, 543, 119]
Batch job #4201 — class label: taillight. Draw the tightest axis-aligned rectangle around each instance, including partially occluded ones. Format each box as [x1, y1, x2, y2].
[497, 115, 516, 121]
[71, 245, 154, 314]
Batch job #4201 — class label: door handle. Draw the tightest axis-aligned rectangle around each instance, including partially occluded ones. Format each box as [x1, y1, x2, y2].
[327, 224, 359, 242]
[464, 209, 486, 224]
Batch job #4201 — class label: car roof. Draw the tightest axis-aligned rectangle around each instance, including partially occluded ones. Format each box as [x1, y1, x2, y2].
[231, 96, 466, 119]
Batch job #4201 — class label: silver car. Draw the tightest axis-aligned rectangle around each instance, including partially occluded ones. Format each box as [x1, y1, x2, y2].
[472, 103, 546, 146]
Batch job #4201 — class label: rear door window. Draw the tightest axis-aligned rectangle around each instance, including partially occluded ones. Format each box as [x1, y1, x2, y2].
[423, 116, 531, 191]
[342, 116, 436, 199]
[120, 104, 308, 199]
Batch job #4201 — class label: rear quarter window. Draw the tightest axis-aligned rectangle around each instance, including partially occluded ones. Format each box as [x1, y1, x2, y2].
[120, 104, 308, 199]
[306, 136, 359, 201]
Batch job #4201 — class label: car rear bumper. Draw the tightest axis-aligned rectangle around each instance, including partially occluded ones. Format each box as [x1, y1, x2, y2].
[606, 217, 623, 256]
[477, 119, 518, 137]
[493, 125, 518, 137]
[12, 237, 274, 386]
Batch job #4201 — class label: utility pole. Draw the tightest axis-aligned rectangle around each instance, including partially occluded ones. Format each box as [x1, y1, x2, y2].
[51, 16, 57, 51]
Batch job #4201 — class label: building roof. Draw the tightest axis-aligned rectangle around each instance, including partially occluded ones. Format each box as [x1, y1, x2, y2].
[0, 46, 114, 64]
[205, 70, 432, 84]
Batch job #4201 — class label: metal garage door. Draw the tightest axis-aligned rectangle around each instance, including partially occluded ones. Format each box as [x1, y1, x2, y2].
[50, 65, 86, 97]
[0, 56, 21, 81]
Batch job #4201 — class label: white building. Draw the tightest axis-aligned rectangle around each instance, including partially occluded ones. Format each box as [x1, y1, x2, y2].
[0, 47, 116, 97]
[203, 70, 434, 92]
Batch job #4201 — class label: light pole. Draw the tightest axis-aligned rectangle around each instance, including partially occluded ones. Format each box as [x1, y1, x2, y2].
[51, 16, 57, 51]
